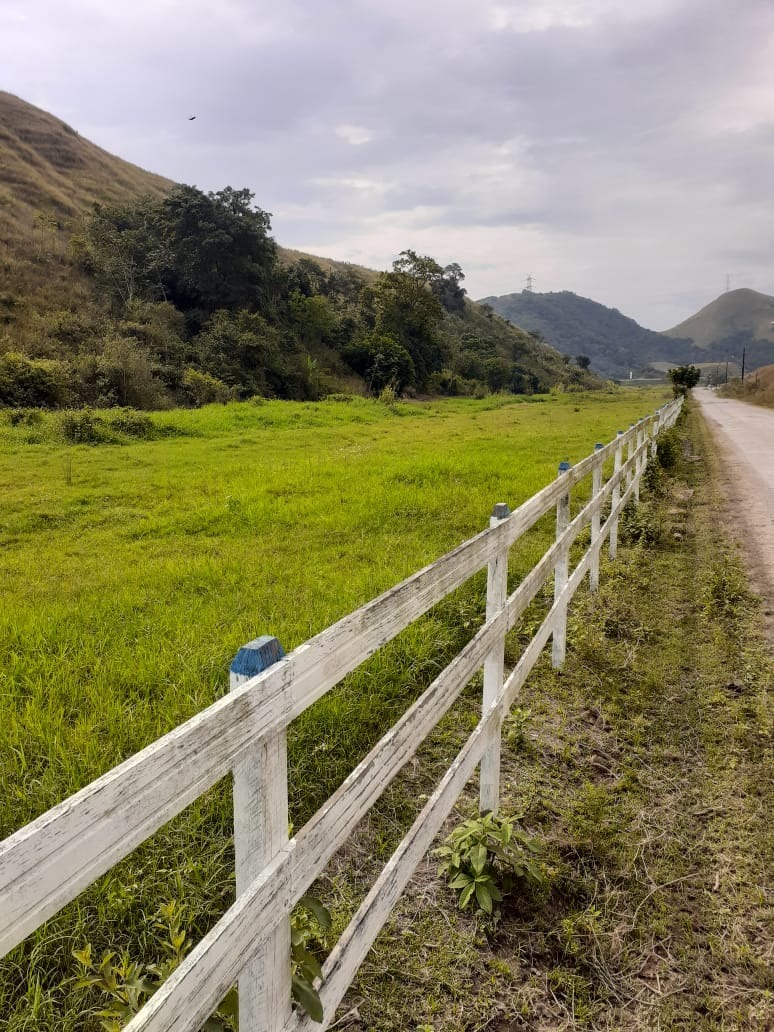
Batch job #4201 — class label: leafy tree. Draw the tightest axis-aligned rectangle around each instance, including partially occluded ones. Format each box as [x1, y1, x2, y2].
[155, 186, 277, 317]
[289, 292, 337, 348]
[575, 354, 591, 369]
[193, 309, 283, 396]
[80, 197, 166, 308]
[667, 363, 700, 395]
[342, 333, 415, 394]
[363, 252, 450, 388]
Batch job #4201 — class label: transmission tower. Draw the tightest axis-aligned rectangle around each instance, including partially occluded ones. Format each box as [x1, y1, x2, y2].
[525, 273, 534, 293]
[725, 274, 731, 292]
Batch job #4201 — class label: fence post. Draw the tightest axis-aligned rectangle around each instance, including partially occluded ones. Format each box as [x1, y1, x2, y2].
[590, 443, 604, 593]
[480, 502, 510, 815]
[609, 431, 624, 559]
[634, 424, 644, 503]
[625, 424, 636, 491]
[552, 463, 572, 669]
[651, 410, 660, 457]
[230, 636, 292, 1032]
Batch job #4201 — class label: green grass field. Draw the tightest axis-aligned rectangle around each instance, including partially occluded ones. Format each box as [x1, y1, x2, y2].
[0, 389, 670, 1028]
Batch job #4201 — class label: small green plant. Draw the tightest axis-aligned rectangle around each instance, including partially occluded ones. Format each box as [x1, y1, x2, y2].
[72, 901, 214, 1030]
[291, 895, 333, 1022]
[704, 559, 750, 618]
[73, 896, 331, 1028]
[504, 706, 533, 749]
[378, 384, 397, 406]
[435, 812, 545, 915]
[620, 501, 661, 545]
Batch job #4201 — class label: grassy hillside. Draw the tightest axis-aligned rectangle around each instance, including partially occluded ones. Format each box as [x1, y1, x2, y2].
[0, 389, 670, 1028]
[478, 290, 697, 379]
[665, 288, 774, 348]
[0, 91, 173, 342]
[720, 362, 774, 408]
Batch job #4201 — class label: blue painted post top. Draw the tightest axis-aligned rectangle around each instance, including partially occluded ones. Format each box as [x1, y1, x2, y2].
[558, 461, 572, 473]
[594, 443, 604, 451]
[617, 430, 624, 436]
[491, 502, 511, 519]
[230, 635, 286, 677]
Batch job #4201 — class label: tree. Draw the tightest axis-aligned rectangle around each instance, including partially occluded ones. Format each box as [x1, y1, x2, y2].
[156, 185, 277, 316]
[361, 252, 451, 388]
[342, 332, 415, 394]
[575, 354, 591, 369]
[81, 197, 166, 308]
[667, 364, 700, 395]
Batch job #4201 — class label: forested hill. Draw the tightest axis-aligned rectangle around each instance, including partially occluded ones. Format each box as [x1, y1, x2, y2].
[479, 290, 698, 379]
[0, 93, 600, 409]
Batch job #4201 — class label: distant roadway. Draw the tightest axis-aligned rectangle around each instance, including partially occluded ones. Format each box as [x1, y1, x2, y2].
[695, 388, 774, 626]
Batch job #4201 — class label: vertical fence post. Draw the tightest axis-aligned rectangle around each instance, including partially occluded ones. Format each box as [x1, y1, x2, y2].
[590, 443, 604, 593]
[626, 424, 635, 491]
[480, 502, 510, 815]
[552, 463, 572, 669]
[634, 424, 644, 503]
[609, 431, 624, 559]
[651, 409, 660, 458]
[230, 636, 292, 1032]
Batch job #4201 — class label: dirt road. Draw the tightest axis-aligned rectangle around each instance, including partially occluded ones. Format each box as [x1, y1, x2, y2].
[695, 388, 774, 624]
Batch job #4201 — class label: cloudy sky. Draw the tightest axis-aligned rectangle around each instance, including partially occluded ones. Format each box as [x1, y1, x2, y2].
[2, 0, 773, 328]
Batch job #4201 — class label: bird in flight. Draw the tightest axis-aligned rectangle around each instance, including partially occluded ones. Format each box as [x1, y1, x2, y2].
[188, 115, 196, 121]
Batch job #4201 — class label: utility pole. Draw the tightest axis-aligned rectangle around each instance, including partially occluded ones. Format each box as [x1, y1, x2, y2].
[741, 347, 746, 380]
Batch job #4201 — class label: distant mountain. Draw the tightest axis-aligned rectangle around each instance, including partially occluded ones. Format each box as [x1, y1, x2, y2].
[663, 289, 774, 371]
[478, 290, 697, 379]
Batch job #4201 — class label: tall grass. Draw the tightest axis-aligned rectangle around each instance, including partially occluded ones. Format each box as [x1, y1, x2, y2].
[0, 390, 669, 1028]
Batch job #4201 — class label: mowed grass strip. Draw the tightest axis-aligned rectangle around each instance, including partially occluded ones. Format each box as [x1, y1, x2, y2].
[0, 389, 668, 1029]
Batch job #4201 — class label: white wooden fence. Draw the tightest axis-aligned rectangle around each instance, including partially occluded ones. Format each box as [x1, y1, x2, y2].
[0, 397, 683, 1031]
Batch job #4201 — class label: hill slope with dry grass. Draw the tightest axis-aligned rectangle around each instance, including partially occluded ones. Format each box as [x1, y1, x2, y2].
[664, 288, 774, 349]
[0, 92, 174, 339]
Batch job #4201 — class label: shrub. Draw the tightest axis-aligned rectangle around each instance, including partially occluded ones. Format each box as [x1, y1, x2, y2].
[106, 408, 155, 438]
[0, 351, 71, 408]
[58, 408, 107, 444]
[435, 811, 546, 915]
[655, 427, 680, 470]
[4, 407, 44, 427]
[182, 367, 232, 406]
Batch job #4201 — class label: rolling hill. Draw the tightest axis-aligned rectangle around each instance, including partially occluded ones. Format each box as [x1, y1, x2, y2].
[478, 290, 698, 379]
[0, 91, 173, 337]
[0, 93, 599, 403]
[662, 288, 774, 371]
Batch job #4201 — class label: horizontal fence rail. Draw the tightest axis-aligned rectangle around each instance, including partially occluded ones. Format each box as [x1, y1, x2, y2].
[0, 397, 683, 1031]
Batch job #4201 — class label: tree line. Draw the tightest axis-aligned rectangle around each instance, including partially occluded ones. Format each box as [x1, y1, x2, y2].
[0, 185, 582, 409]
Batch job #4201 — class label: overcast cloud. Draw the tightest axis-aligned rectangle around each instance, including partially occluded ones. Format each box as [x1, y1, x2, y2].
[2, 0, 773, 327]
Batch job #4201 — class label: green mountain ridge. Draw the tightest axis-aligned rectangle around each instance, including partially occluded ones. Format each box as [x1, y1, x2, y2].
[480, 286, 774, 379]
[478, 290, 697, 379]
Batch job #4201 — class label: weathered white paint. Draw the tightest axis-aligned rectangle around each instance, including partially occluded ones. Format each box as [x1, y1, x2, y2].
[590, 444, 604, 592]
[480, 503, 510, 815]
[551, 463, 572, 669]
[609, 430, 624, 559]
[1, 399, 684, 1032]
[231, 644, 292, 1032]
